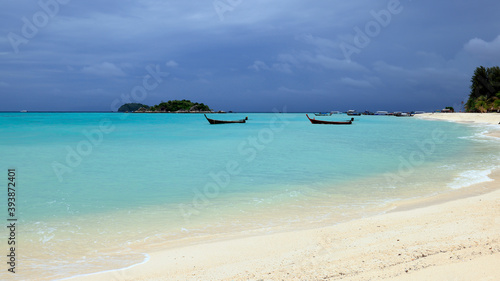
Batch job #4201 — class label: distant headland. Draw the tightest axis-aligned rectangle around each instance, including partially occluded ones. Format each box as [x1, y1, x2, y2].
[118, 100, 219, 113]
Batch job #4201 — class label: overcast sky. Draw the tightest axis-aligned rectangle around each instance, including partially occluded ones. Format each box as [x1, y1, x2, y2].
[1, 0, 499, 112]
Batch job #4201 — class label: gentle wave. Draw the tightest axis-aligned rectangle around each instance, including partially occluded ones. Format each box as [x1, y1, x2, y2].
[447, 169, 494, 189]
[57, 253, 151, 281]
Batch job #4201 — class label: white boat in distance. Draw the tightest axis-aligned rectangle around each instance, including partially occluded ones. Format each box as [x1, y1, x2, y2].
[347, 110, 361, 116]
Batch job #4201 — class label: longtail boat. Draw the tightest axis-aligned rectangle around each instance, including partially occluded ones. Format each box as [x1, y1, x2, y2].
[306, 114, 354, 125]
[205, 114, 247, 124]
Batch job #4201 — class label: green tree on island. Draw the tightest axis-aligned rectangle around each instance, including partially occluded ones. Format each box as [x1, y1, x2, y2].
[118, 100, 212, 112]
[117, 103, 149, 112]
[149, 99, 211, 112]
[465, 66, 500, 112]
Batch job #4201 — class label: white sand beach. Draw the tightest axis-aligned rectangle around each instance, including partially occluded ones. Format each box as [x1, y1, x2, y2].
[68, 114, 500, 281]
[69, 174, 500, 281]
[416, 112, 500, 125]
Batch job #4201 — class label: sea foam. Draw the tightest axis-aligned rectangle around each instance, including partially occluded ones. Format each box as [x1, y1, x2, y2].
[447, 169, 494, 189]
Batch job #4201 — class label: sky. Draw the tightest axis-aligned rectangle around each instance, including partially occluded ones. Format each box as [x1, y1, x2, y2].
[1, 0, 500, 112]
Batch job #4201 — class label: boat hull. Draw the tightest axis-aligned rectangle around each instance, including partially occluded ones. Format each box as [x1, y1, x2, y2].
[306, 114, 353, 125]
[205, 114, 247, 124]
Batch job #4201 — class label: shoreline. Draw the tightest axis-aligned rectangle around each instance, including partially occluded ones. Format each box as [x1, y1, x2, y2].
[66, 114, 500, 280]
[68, 171, 500, 281]
[416, 112, 500, 125]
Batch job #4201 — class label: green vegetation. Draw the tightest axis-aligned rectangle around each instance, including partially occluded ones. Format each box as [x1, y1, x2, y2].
[465, 66, 500, 112]
[445, 106, 455, 112]
[117, 103, 149, 112]
[149, 99, 211, 112]
[118, 100, 212, 113]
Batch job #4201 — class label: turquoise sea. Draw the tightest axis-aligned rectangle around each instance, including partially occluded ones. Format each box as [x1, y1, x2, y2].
[1, 112, 499, 280]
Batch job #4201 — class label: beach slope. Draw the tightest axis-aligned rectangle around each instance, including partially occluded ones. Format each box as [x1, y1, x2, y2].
[416, 112, 500, 125]
[70, 179, 500, 280]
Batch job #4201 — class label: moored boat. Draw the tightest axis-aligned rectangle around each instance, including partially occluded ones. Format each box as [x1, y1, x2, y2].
[347, 110, 361, 116]
[204, 114, 247, 124]
[306, 114, 354, 125]
[315, 112, 332, 116]
[394, 112, 414, 117]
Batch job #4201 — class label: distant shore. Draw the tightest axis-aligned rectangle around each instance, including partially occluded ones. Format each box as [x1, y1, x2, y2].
[67, 113, 500, 281]
[130, 110, 216, 113]
[416, 112, 500, 125]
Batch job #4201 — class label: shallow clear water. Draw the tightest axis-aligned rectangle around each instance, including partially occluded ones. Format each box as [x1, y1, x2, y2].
[0, 112, 499, 279]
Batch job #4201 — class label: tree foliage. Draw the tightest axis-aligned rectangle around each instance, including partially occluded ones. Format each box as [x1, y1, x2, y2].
[118, 100, 212, 112]
[117, 103, 149, 112]
[149, 99, 211, 112]
[466, 66, 500, 112]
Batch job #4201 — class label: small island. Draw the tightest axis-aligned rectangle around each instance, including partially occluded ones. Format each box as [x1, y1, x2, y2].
[118, 99, 217, 113]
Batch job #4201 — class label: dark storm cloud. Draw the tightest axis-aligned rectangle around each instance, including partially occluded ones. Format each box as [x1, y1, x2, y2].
[1, 0, 499, 111]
